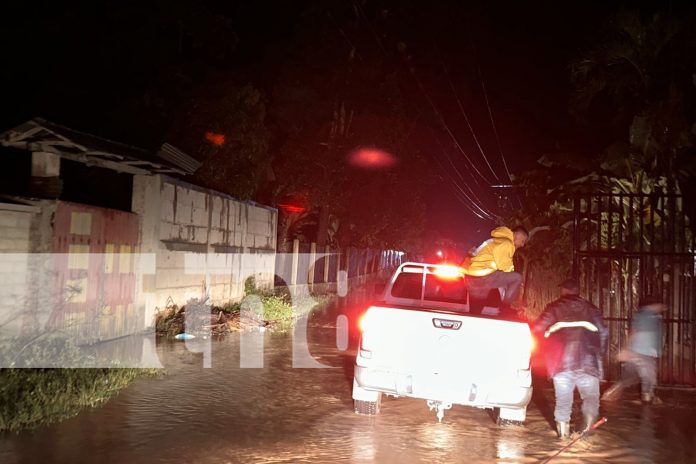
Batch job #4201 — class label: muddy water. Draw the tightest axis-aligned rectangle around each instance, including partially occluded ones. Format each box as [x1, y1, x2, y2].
[1, 301, 695, 464]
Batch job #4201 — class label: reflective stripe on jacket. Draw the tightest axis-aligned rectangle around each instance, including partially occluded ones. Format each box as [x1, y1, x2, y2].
[533, 294, 609, 379]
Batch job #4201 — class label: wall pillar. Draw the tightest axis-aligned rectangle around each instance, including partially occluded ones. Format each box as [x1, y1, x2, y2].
[29, 151, 62, 198]
[131, 174, 162, 328]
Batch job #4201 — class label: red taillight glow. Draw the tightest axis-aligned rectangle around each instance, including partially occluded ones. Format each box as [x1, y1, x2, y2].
[433, 265, 464, 280]
[517, 328, 535, 354]
[358, 313, 368, 332]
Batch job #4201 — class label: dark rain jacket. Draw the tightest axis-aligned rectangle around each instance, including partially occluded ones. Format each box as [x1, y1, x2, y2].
[533, 295, 609, 379]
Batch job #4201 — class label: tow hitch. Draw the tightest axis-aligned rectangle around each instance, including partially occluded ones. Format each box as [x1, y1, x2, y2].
[427, 400, 452, 422]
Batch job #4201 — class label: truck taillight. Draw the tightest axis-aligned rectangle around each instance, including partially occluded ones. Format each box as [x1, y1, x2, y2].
[516, 327, 535, 354]
[358, 314, 368, 333]
[433, 265, 464, 279]
[358, 307, 376, 333]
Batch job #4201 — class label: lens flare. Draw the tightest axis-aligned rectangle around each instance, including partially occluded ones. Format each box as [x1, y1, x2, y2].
[205, 131, 226, 147]
[348, 148, 396, 169]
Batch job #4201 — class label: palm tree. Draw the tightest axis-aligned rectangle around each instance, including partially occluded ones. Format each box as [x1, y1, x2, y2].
[570, 8, 696, 180]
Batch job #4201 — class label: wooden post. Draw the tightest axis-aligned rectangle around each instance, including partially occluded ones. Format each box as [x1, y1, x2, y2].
[308, 242, 316, 291]
[323, 245, 330, 283]
[363, 248, 370, 276]
[335, 249, 340, 292]
[291, 239, 299, 287]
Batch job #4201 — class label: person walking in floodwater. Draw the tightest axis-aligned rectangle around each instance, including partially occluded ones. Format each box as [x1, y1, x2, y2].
[602, 295, 666, 404]
[533, 278, 609, 439]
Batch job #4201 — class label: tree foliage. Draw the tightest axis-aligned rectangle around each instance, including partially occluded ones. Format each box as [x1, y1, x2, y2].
[513, 7, 696, 318]
[261, 2, 429, 251]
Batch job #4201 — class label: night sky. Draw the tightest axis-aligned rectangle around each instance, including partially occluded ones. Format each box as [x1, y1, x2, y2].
[1, 0, 691, 249]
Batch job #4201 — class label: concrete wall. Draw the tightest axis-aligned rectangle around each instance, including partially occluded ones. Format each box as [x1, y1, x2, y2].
[0, 203, 37, 334]
[133, 175, 277, 319]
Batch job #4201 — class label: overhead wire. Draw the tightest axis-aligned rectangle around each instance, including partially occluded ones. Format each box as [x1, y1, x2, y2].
[350, 1, 493, 188]
[429, 128, 495, 211]
[427, 130, 498, 220]
[348, 2, 502, 218]
[476, 63, 512, 182]
[436, 45, 501, 182]
[430, 155, 497, 221]
[468, 32, 524, 210]
[351, 0, 389, 57]
[408, 66, 494, 187]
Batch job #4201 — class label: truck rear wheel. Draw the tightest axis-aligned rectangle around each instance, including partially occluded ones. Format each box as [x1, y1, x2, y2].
[354, 393, 382, 415]
[496, 407, 526, 426]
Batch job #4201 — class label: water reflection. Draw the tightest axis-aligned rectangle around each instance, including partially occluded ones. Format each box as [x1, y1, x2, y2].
[496, 429, 525, 462]
[350, 425, 377, 462]
[1, 301, 695, 464]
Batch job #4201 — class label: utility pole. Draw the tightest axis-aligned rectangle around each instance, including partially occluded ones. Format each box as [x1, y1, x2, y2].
[491, 184, 516, 218]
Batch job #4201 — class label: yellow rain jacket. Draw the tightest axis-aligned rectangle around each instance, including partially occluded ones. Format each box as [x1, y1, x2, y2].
[464, 227, 516, 276]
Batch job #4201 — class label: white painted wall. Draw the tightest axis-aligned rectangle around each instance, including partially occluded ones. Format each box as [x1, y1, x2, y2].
[0, 203, 38, 336]
[132, 175, 277, 321]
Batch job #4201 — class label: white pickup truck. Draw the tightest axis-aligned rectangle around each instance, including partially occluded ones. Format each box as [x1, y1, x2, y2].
[352, 262, 534, 423]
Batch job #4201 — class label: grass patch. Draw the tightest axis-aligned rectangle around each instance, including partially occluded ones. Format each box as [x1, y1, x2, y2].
[259, 293, 331, 332]
[154, 277, 335, 336]
[0, 335, 159, 432]
[0, 367, 158, 433]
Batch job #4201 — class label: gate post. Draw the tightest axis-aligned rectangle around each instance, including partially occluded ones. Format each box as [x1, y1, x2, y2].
[572, 194, 580, 278]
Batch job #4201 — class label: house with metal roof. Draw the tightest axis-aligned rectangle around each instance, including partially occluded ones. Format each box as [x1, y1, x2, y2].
[0, 119, 277, 344]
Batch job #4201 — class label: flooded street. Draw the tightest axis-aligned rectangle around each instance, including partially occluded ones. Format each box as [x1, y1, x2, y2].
[1, 300, 695, 464]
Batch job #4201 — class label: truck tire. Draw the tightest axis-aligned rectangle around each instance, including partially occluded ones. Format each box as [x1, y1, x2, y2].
[496, 407, 526, 426]
[354, 393, 382, 415]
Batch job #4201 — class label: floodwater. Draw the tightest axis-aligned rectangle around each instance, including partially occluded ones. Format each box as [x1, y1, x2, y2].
[1, 298, 695, 464]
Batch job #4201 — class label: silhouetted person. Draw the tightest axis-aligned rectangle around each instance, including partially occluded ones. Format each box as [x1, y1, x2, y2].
[602, 295, 665, 404]
[533, 278, 608, 438]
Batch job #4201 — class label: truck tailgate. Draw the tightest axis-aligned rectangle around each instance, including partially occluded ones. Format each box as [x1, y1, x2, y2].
[358, 306, 533, 395]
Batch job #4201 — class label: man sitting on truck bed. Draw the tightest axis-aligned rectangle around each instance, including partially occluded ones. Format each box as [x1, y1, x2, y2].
[463, 226, 528, 317]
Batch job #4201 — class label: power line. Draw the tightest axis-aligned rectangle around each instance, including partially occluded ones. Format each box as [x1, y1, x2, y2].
[345, 4, 514, 215]
[476, 63, 511, 182]
[433, 163, 497, 221]
[429, 129, 497, 213]
[409, 66, 494, 186]
[467, 34, 524, 210]
[427, 131, 499, 220]
[436, 47, 501, 182]
[351, 0, 389, 57]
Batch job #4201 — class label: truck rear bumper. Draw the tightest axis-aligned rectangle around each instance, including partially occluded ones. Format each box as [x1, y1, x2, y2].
[353, 365, 532, 409]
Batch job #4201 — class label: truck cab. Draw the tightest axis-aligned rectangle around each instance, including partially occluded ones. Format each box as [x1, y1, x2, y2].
[352, 262, 534, 423]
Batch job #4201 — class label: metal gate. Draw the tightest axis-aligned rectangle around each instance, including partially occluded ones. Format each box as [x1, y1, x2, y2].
[573, 192, 696, 385]
[51, 201, 140, 343]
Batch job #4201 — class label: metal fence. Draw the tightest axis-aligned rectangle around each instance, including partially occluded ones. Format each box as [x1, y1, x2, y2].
[573, 192, 696, 385]
[274, 240, 403, 289]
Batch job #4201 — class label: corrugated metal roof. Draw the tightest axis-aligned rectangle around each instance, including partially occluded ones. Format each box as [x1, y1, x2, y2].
[158, 143, 201, 174]
[0, 118, 200, 176]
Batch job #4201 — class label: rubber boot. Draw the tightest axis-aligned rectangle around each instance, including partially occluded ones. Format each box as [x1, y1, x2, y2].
[556, 421, 570, 439]
[583, 414, 597, 433]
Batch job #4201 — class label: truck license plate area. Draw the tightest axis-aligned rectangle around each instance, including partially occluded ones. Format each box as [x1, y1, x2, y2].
[432, 318, 462, 330]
